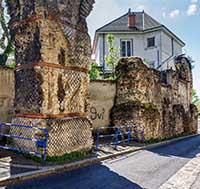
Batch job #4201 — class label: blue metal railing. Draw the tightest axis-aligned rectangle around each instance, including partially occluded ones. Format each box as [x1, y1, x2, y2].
[0, 122, 48, 166]
[95, 125, 144, 151]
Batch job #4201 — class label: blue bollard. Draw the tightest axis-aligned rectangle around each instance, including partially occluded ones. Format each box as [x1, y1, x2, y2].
[128, 127, 131, 144]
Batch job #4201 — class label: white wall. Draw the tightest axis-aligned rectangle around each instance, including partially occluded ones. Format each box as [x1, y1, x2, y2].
[87, 80, 116, 132]
[160, 31, 183, 70]
[174, 40, 182, 56]
[94, 30, 183, 71]
[95, 31, 162, 69]
[95, 34, 103, 66]
[161, 31, 172, 62]
[142, 31, 161, 68]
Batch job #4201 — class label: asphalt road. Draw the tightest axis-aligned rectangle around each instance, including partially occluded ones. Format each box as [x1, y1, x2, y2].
[4, 134, 200, 189]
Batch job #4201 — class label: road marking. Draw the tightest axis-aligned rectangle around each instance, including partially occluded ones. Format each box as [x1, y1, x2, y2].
[159, 153, 200, 189]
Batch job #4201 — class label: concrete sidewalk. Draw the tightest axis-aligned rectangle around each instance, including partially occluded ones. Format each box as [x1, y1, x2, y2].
[1, 134, 199, 187]
[159, 153, 200, 189]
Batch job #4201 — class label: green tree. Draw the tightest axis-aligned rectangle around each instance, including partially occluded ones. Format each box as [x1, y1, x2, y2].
[89, 61, 99, 80]
[192, 89, 200, 105]
[0, 0, 14, 67]
[105, 34, 119, 78]
[197, 103, 200, 117]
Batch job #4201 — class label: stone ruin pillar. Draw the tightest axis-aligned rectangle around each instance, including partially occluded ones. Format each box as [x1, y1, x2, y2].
[6, 0, 95, 156]
[111, 57, 198, 141]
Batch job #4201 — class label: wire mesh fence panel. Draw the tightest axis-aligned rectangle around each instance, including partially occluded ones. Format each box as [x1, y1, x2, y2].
[6, 0, 95, 156]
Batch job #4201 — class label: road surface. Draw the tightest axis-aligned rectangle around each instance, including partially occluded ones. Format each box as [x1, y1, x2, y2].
[4, 134, 200, 189]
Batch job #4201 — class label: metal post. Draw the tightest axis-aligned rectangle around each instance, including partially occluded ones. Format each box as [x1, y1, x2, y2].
[41, 154, 45, 167]
[96, 128, 100, 151]
[41, 129, 48, 167]
[44, 129, 48, 166]
[114, 128, 119, 150]
[0, 122, 2, 133]
[128, 127, 131, 144]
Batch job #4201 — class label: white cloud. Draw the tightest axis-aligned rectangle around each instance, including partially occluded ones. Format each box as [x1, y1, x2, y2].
[87, 0, 123, 40]
[136, 5, 145, 11]
[162, 11, 166, 18]
[187, 4, 198, 16]
[169, 9, 180, 18]
[191, 0, 198, 3]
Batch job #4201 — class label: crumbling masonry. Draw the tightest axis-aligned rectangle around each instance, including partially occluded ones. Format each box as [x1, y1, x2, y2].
[111, 57, 198, 140]
[7, 0, 95, 156]
[5, 0, 197, 154]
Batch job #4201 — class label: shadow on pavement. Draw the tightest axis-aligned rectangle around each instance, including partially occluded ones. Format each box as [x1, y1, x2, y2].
[0, 149, 38, 182]
[0, 148, 40, 166]
[148, 135, 200, 159]
[5, 164, 144, 189]
[0, 163, 35, 181]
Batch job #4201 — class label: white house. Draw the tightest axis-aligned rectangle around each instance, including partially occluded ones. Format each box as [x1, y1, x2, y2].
[92, 9, 185, 71]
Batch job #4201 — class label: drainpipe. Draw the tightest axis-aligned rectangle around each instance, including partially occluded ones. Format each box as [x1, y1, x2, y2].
[160, 32, 162, 66]
[142, 10, 145, 30]
[103, 33, 105, 75]
[157, 50, 160, 68]
[172, 38, 174, 56]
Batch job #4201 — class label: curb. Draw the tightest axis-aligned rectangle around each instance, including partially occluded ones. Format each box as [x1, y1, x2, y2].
[0, 133, 199, 187]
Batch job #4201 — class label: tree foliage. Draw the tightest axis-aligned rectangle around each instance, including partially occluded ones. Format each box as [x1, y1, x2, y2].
[192, 89, 200, 105]
[0, 0, 14, 67]
[89, 61, 99, 80]
[196, 103, 200, 117]
[105, 34, 119, 78]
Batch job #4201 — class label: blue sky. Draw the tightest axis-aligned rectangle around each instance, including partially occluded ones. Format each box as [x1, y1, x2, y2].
[87, 0, 200, 96]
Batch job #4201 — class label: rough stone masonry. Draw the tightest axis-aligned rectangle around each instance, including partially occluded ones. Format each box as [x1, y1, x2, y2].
[6, 0, 95, 156]
[111, 56, 198, 140]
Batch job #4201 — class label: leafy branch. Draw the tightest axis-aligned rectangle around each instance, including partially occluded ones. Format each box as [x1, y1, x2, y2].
[192, 89, 200, 105]
[0, 0, 14, 67]
[105, 34, 120, 79]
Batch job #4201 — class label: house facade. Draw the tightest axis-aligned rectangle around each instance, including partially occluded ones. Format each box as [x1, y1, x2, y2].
[93, 10, 185, 71]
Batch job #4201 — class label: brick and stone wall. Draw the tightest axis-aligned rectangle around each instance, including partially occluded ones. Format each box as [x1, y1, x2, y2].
[0, 58, 197, 143]
[6, 0, 95, 156]
[111, 57, 198, 140]
[2, 0, 197, 152]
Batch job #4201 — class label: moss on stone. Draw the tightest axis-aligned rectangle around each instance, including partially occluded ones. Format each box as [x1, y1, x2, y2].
[143, 103, 157, 111]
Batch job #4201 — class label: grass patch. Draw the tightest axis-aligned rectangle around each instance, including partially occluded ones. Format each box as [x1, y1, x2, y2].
[23, 150, 92, 163]
[144, 133, 189, 144]
[46, 151, 91, 162]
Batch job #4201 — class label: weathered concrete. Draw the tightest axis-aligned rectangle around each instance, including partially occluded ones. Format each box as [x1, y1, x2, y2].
[6, 0, 95, 156]
[87, 80, 116, 132]
[0, 68, 14, 123]
[111, 57, 198, 140]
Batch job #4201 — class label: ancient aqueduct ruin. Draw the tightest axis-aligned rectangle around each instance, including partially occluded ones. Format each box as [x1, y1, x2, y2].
[0, 0, 197, 156]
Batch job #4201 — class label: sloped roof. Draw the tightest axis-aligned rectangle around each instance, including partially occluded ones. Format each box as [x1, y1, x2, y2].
[93, 11, 185, 54]
[96, 12, 162, 32]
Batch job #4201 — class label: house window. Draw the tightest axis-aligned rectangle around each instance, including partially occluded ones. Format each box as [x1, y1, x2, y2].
[120, 39, 133, 57]
[147, 37, 155, 48]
